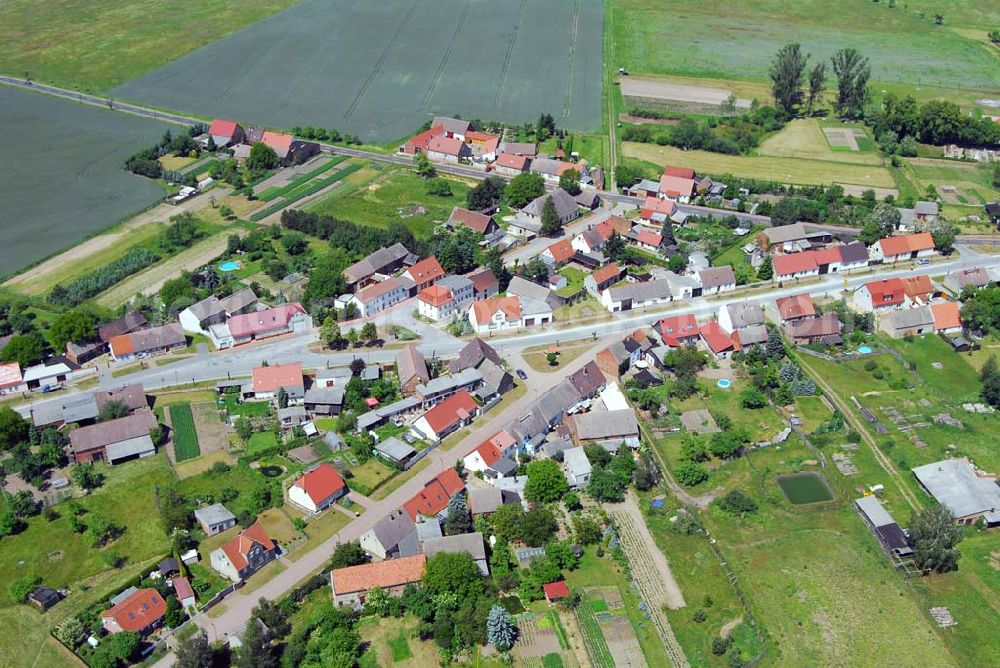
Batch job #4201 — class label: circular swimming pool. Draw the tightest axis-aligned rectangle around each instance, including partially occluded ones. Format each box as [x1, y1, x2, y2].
[858, 345, 873, 354]
[219, 260, 241, 272]
[717, 378, 732, 389]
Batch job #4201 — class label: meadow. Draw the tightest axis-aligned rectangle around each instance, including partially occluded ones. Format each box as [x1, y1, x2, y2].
[610, 0, 1000, 98]
[623, 142, 896, 189]
[0, 86, 170, 277]
[113, 0, 603, 143]
[0, 0, 300, 92]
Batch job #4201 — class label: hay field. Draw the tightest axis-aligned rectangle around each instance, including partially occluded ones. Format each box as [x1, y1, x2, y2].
[611, 0, 1000, 96]
[113, 0, 603, 143]
[0, 86, 170, 276]
[623, 142, 895, 188]
[0, 0, 300, 92]
[758, 119, 883, 165]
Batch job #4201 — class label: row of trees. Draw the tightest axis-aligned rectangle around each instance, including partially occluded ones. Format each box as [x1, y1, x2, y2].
[868, 94, 1000, 148]
[621, 105, 786, 155]
[770, 44, 870, 118]
[123, 127, 204, 181]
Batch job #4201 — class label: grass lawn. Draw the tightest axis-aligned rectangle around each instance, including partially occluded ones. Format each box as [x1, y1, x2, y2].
[0, 605, 78, 668]
[556, 266, 588, 298]
[286, 509, 353, 562]
[246, 431, 279, 457]
[238, 559, 287, 596]
[225, 397, 272, 418]
[388, 632, 413, 662]
[313, 417, 338, 432]
[256, 507, 301, 545]
[345, 458, 397, 496]
[304, 167, 473, 237]
[0, 454, 173, 607]
[523, 341, 594, 374]
[176, 462, 272, 518]
[792, 395, 833, 433]
[169, 403, 201, 462]
[759, 119, 882, 165]
[358, 615, 440, 667]
[0, 0, 300, 92]
[153, 390, 218, 407]
[623, 143, 895, 188]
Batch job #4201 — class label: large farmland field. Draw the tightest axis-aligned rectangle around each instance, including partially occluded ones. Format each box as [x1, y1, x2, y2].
[611, 0, 1000, 101]
[0, 86, 171, 276]
[112, 0, 603, 143]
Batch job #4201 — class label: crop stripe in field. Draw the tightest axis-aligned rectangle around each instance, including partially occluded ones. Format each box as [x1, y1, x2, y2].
[494, 0, 528, 109]
[343, 0, 421, 120]
[422, 0, 470, 111]
[575, 601, 615, 668]
[561, 0, 581, 119]
[168, 403, 201, 462]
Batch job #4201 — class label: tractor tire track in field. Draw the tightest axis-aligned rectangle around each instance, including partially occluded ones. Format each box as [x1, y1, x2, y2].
[422, 0, 470, 111]
[494, 0, 527, 109]
[343, 0, 421, 120]
[562, 0, 581, 120]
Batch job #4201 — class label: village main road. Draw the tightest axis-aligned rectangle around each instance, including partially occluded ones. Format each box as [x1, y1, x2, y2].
[187, 333, 620, 646]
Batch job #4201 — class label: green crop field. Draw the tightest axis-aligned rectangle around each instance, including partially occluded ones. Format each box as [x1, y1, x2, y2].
[623, 142, 896, 189]
[112, 0, 603, 143]
[0, 86, 170, 277]
[0, 0, 300, 92]
[169, 403, 201, 462]
[305, 167, 474, 237]
[610, 0, 1000, 97]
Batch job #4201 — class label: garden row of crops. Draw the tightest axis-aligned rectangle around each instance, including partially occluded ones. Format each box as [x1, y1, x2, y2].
[169, 403, 201, 462]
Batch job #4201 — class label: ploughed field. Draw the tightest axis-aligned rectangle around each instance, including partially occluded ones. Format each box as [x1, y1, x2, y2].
[0, 86, 170, 275]
[113, 0, 604, 142]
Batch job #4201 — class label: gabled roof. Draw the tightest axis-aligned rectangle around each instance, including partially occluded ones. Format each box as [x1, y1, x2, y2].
[101, 588, 166, 632]
[640, 196, 676, 219]
[698, 266, 736, 289]
[931, 301, 962, 330]
[701, 321, 735, 353]
[252, 363, 303, 393]
[811, 246, 842, 267]
[471, 296, 521, 324]
[448, 207, 496, 234]
[571, 409, 638, 441]
[109, 323, 185, 357]
[776, 294, 815, 320]
[658, 174, 695, 198]
[418, 284, 453, 307]
[546, 239, 574, 263]
[354, 277, 411, 303]
[725, 302, 765, 328]
[228, 303, 306, 339]
[208, 119, 239, 139]
[331, 554, 426, 595]
[530, 158, 575, 177]
[293, 463, 346, 505]
[901, 275, 934, 299]
[427, 135, 467, 156]
[419, 391, 478, 435]
[406, 257, 446, 284]
[788, 312, 842, 339]
[543, 581, 570, 600]
[432, 116, 471, 135]
[471, 430, 516, 467]
[495, 152, 530, 170]
[911, 458, 1000, 519]
[220, 522, 275, 572]
[655, 314, 700, 346]
[69, 411, 157, 457]
[469, 269, 498, 293]
[451, 337, 501, 372]
[594, 216, 633, 240]
[422, 532, 487, 562]
[861, 278, 905, 306]
[261, 131, 293, 157]
[405, 124, 445, 152]
[344, 243, 411, 283]
[404, 468, 465, 520]
[220, 288, 257, 314]
[838, 241, 869, 264]
[773, 252, 818, 276]
[98, 312, 148, 342]
[591, 262, 623, 286]
[95, 383, 147, 412]
[501, 142, 537, 156]
[396, 343, 429, 385]
[634, 229, 663, 247]
[663, 165, 696, 179]
[523, 188, 578, 220]
[568, 360, 605, 398]
[877, 232, 934, 256]
[187, 296, 224, 322]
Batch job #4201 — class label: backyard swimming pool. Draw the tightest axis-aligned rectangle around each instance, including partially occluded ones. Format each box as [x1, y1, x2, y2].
[717, 379, 732, 389]
[776, 472, 834, 505]
[219, 260, 241, 272]
[858, 345, 872, 354]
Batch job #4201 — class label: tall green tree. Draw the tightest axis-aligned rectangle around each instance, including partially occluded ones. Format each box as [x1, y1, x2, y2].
[444, 492, 473, 535]
[505, 173, 546, 209]
[246, 143, 280, 172]
[769, 43, 809, 117]
[830, 48, 871, 118]
[486, 604, 519, 651]
[909, 505, 963, 573]
[174, 631, 213, 668]
[559, 169, 582, 196]
[524, 459, 568, 503]
[0, 407, 29, 450]
[756, 255, 773, 281]
[540, 196, 561, 236]
[1, 333, 45, 367]
[49, 310, 97, 351]
[467, 176, 506, 210]
[806, 62, 827, 115]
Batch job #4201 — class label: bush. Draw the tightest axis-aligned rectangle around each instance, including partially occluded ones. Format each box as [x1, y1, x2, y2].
[8, 575, 41, 604]
[716, 490, 758, 515]
[739, 388, 768, 409]
[712, 636, 732, 655]
[692, 608, 707, 623]
[675, 460, 708, 486]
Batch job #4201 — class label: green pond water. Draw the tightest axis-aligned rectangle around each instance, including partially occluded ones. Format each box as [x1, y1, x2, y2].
[776, 472, 834, 504]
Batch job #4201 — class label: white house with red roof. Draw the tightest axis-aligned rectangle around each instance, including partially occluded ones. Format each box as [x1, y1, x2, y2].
[869, 232, 935, 263]
[349, 277, 413, 317]
[772, 252, 820, 282]
[494, 152, 531, 176]
[210, 521, 278, 582]
[853, 278, 906, 312]
[427, 136, 472, 163]
[403, 468, 465, 520]
[417, 275, 474, 322]
[465, 131, 500, 161]
[629, 228, 663, 253]
[541, 239, 575, 267]
[654, 314, 701, 347]
[402, 257, 446, 291]
[400, 124, 445, 155]
[250, 363, 304, 401]
[102, 588, 167, 636]
[288, 463, 348, 512]
[639, 196, 677, 225]
[447, 207, 500, 236]
[212, 302, 311, 348]
[0, 362, 26, 394]
[469, 296, 522, 333]
[658, 166, 696, 203]
[208, 119, 244, 148]
[411, 390, 479, 442]
[463, 430, 517, 473]
[700, 321, 736, 359]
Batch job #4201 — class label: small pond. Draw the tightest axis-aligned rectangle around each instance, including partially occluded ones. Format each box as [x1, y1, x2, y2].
[776, 472, 834, 505]
[260, 465, 285, 478]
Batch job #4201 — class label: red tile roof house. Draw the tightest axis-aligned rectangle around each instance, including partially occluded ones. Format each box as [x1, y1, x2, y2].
[542, 239, 575, 266]
[447, 207, 500, 236]
[208, 119, 244, 148]
[639, 196, 677, 225]
[221, 302, 311, 348]
[404, 468, 466, 521]
[853, 278, 906, 312]
[464, 130, 500, 161]
[584, 263, 625, 296]
[654, 314, 700, 346]
[109, 323, 186, 362]
[250, 363, 304, 401]
[700, 321, 737, 359]
[402, 257, 446, 292]
[427, 135, 472, 163]
[543, 580, 570, 603]
[901, 275, 935, 305]
[462, 430, 517, 473]
[869, 232, 935, 263]
[288, 463, 348, 513]
[931, 301, 963, 335]
[70, 411, 159, 465]
[330, 554, 427, 606]
[400, 124, 445, 155]
[410, 390, 480, 442]
[468, 268, 499, 300]
[172, 576, 196, 612]
[658, 170, 696, 203]
[210, 521, 278, 583]
[772, 251, 820, 282]
[349, 276, 414, 318]
[775, 294, 816, 322]
[468, 296, 524, 333]
[494, 152, 531, 177]
[630, 228, 664, 253]
[102, 588, 167, 636]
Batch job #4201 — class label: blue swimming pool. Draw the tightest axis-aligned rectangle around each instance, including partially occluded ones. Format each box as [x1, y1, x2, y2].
[858, 345, 873, 354]
[219, 260, 240, 272]
[717, 378, 732, 389]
